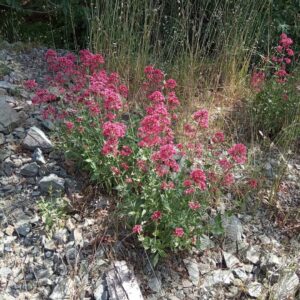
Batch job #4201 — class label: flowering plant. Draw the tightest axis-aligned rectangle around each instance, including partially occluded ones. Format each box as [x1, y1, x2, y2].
[25, 50, 255, 259]
[251, 33, 299, 138]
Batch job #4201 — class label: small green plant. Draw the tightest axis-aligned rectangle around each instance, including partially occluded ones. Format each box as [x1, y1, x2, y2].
[37, 196, 69, 233]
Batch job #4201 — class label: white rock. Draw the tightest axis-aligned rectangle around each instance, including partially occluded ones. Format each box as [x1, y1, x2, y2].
[247, 282, 263, 298]
[183, 258, 200, 285]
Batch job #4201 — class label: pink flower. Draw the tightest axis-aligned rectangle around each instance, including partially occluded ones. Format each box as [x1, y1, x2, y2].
[190, 169, 206, 190]
[184, 188, 195, 195]
[193, 109, 209, 128]
[161, 181, 175, 190]
[218, 158, 233, 171]
[286, 48, 294, 56]
[250, 71, 265, 91]
[24, 79, 37, 90]
[284, 58, 292, 64]
[247, 178, 258, 189]
[111, 166, 121, 175]
[151, 211, 162, 221]
[275, 69, 288, 77]
[148, 91, 165, 103]
[120, 146, 133, 156]
[65, 121, 74, 131]
[174, 227, 184, 237]
[188, 201, 200, 210]
[118, 84, 129, 98]
[183, 179, 192, 187]
[228, 144, 247, 164]
[222, 173, 235, 187]
[102, 121, 126, 139]
[132, 225, 142, 234]
[165, 79, 177, 89]
[120, 162, 129, 170]
[212, 131, 225, 143]
[276, 45, 283, 53]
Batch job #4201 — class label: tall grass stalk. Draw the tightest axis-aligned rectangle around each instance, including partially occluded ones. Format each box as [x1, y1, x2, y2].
[86, 0, 269, 105]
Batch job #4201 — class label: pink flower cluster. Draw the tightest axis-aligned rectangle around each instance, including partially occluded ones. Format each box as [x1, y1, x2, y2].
[27, 49, 129, 157]
[272, 33, 294, 83]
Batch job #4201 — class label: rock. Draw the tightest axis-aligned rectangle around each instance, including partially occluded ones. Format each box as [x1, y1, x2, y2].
[23, 126, 53, 152]
[148, 276, 162, 292]
[94, 278, 108, 300]
[0, 96, 20, 133]
[222, 251, 241, 269]
[245, 246, 260, 264]
[0, 292, 15, 300]
[0, 133, 5, 144]
[247, 282, 263, 298]
[0, 267, 12, 278]
[1, 159, 15, 176]
[0, 81, 15, 91]
[233, 267, 248, 281]
[270, 271, 299, 300]
[199, 234, 215, 250]
[15, 223, 32, 237]
[261, 253, 282, 269]
[223, 215, 243, 243]
[182, 279, 193, 288]
[183, 258, 199, 285]
[201, 270, 234, 288]
[49, 278, 75, 300]
[42, 120, 55, 131]
[53, 228, 69, 244]
[65, 247, 77, 264]
[73, 228, 84, 247]
[39, 174, 65, 194]
[32, 148, 46, 164]
[20, 162, 39, 177]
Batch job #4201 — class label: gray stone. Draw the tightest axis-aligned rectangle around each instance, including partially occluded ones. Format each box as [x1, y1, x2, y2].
[23, 126, 53, 152]
[0, 81, 14, 90]
[53, 228, 69, 244]
[222, 251, 241, 269]
[39, 174, 65, 194]
[245, 246, 260, 264]
[148, 276, 162, 292]
[2, 159, 15, 176]
[15, 223, 31, 237]
[223, 215, 243, 242]
[0, 133, 5, 144]
[247, 282, 263, 298]
[49, 278, 75, 300]
[20, 162, 39, 177]
[0, 267, 12, 278]
[94, 279, 108, 300]
[270, 271, 299, 300]
[32, 148, 46, 164]
[233, 267, 248, 281]
[42, 120, 55, 131]
[261, 253, 282, 269]
[183, 258, 199, 285]
[199, 234, 215, 250]
[73, 228, 83, 247]
[201, 270, 234, 288]
[0, 96, 20, 133]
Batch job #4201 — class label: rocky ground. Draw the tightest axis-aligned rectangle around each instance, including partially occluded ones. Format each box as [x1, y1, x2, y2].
[0, 42, 299, 300]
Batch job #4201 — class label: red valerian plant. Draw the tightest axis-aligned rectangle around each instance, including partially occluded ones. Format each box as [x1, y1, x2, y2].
[25, 49, 255, 259]
[251, 33, 299, 137]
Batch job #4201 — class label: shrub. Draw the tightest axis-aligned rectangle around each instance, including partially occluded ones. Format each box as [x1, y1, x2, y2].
[251, 33, 300, 139]
[25, 49, 256, 259]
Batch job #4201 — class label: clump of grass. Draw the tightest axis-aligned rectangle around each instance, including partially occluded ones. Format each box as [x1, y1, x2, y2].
[86, 0, 268, 109]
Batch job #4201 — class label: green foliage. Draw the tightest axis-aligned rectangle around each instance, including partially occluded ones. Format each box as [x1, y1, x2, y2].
[253, 74, 300, 139]
[37, 195, 68, 233]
